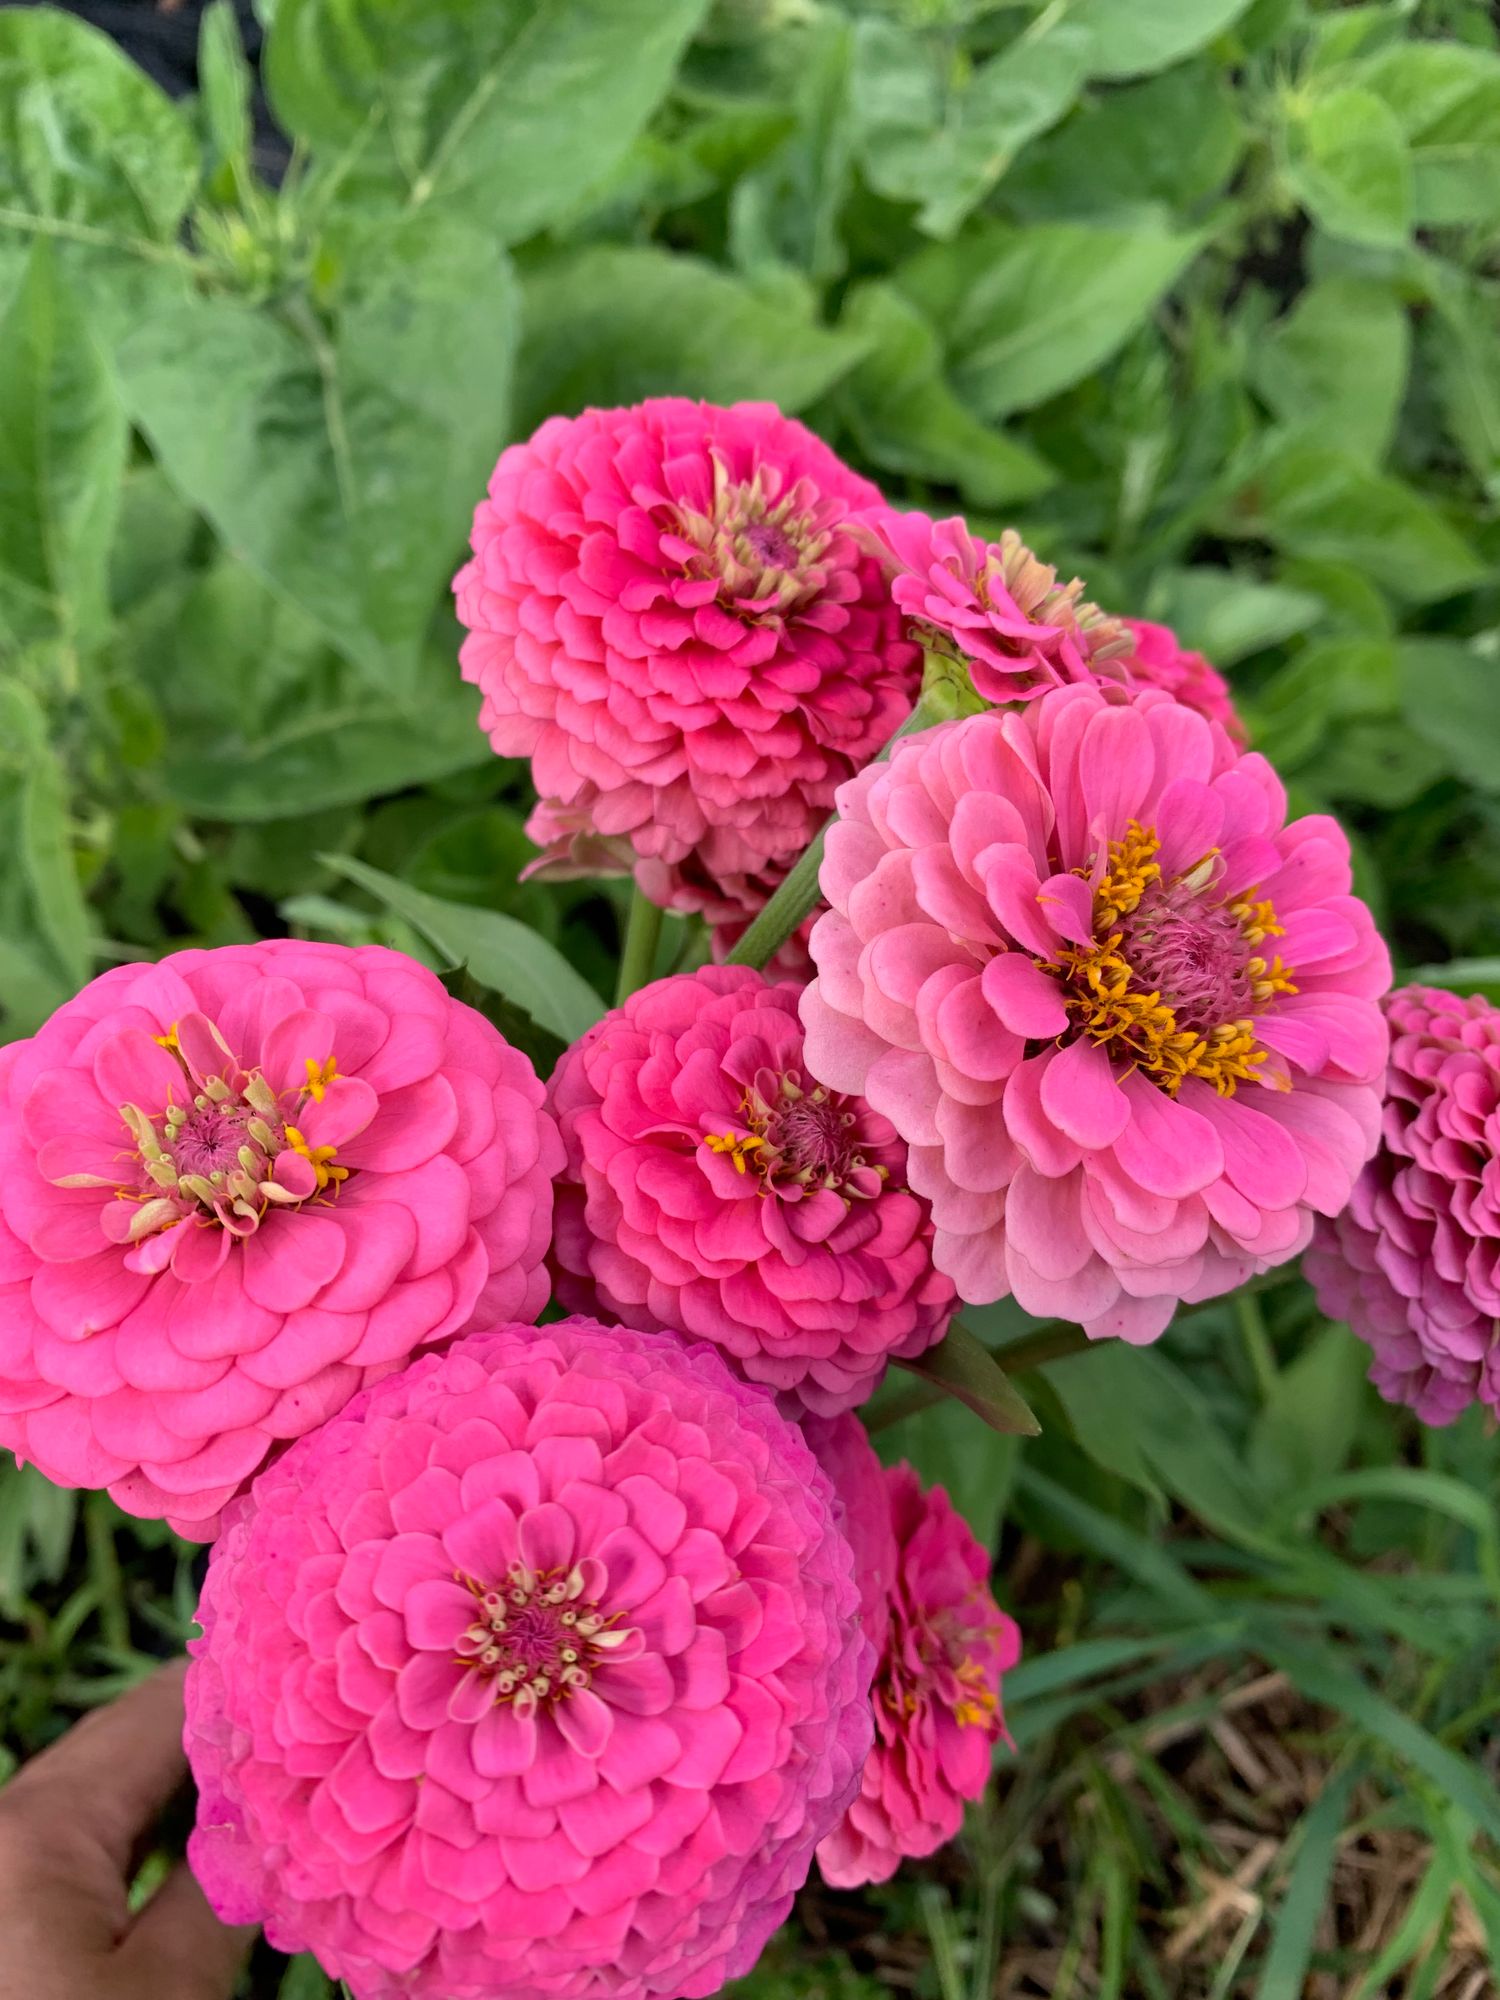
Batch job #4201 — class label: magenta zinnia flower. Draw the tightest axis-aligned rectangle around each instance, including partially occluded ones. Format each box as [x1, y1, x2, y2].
[185, 1316, 873, 2000]
[454, 399, 920, 928]
[0, 941, 560, 1538]
[808, 1423, 1019, 1889]
[1121, 618, 1246, 746]
[864, 510, 1131, 706]
[800, 684, 1391, 1341]
[1306, 985, 1500, 1424]
[548, 967, 955, 1416]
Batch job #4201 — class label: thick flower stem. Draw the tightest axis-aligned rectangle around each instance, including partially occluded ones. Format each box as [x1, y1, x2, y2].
[615, 887, 665, 1005]
[726, 689, 946, 971]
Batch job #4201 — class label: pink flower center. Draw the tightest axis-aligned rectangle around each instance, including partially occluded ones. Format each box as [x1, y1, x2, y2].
[706, 1070, 890, 1201]
[669, 454, 843, 619]
[1115, 879, 1260, 1036]
[884, 1600, 998, 1734]
[454, 1563, 635, 1716]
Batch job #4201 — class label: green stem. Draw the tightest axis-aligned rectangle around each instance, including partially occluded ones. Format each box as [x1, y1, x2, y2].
[1235, 1289, 1279, 1402]
[724, 688, 946, 971]
[615, 888, 665, 1006]
[85, 1496, 129, 1656]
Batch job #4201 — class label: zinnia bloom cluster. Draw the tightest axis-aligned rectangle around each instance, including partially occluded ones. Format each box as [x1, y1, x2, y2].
[808, 1417, 1018, 1888]
[1121, 619, 1245, 745]
[454, 399, 920, 931]
[1307, 984, 1500, 1424]
[549, 966, 954, 1415]
[0, 941, 559, 1538]
[865, 510, 1132, 706]
[185, 1316, 873, 2000]
[800, 682, 1391, 1340]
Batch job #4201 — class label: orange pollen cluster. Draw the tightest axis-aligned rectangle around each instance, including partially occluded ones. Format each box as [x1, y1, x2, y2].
[1049, 822, 1297, 1099]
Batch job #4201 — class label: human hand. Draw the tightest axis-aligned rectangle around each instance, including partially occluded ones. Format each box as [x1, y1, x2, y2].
[0, 1661, 255, 2000]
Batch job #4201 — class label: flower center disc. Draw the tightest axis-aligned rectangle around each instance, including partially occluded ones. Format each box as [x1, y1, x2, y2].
[455, 1563, 633, 1716]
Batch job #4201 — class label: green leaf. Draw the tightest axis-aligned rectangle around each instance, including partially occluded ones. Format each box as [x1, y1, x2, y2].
[0, 682, 91, 995]
[1071, 0, 1254, 81]
[850, 18, 1088, 237]
[266, 0, 708, 239]
[515, 248, 869, 432]
[1408, 957, 1500, 1004]
[1251, 277, 1410, 466]
[1356, 38, 1500, 226]
[0, 240, 125, 648]
[198, 0, 254, 191]
[1248, 1324, 1368, 1494]
[1148, 569, 1322, 665]
[874, 1397, 1018, 1551]
[1397, 638, 1500, 794]
[116, 211, 517, 696]
[321, 854, 605, 1046]
[1424, 265, 1500, 496]
[1248, 637, 1397, 772]
[895, 1320, 1040, 1438]
[1239, 444, 1484, 603]
[0, 7, 198, 240]
[1284, 86, 1412, 248]
[835, 283, 1054, 508]
[1015, 1464, 1217, 1617]
[900, 220, 1206, 419]
[1254, 1762, 1363, 2000]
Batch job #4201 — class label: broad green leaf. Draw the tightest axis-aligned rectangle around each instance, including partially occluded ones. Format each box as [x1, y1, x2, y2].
[1071, 0, 1254, 81]
[874, 1397, 1018, 1551]
[1397, 639, 1500, 794]
[1424, 266, 1500, 495]
[1357, 38, 1500, 225]
[835, 283, 1054, 507]
[0, 683, 91, 998]
[896, 1321, 1040, 1438]
[727, 14, 855, 286]
[1254, 1762, 1363, 2000]
[1251, 277, 1410, 465]
[1248, 1325, 1368, 1494]
[1004, 60, 1243, 221]
[1249, 637, 1397, 771]
[1148, 569, 1322, 664]
[1284, 86, 1412, 248]
[515, 249, 869, 431]
[0, 240, 125, 648]
[900, 221, 1206, 419]
[266, 0, 708, 239]
[0, 7, 198, 240]
[850, 18, 1088, 237]
[117, 211, 517, 696]
[1239, 444, 1485, 603]
[198, 0, 254, 193]
[322, 854, 605, 1046]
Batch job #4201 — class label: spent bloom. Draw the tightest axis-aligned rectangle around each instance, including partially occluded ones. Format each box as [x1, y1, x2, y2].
[185, 1316, 873, 2000]
[548, 967, 954, 1416]
[864, 510, 1131, 707]
[454, 399, 919, 930]
[801, 684, 1391, 1342]
[1121, 618, 1246, 746]
[0, 941, 559, 1538]
[808, 1419, 1018, 1888]
[1307, 984, 1500, 1424]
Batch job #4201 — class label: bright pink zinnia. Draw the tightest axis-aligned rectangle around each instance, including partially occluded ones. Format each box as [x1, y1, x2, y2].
[0, 941, 560, 1538]
[454, 399, 920, 929]
[864, 510, 1131, 706]
[548, 967, 955, 1416]
[800, 684, 1391, 1342]
[808, 1430, 1019, 1889]
[1306, 985, 1500, 1424]
[1121, 618, 1246, 746]
[185, 1316, 873, 2000]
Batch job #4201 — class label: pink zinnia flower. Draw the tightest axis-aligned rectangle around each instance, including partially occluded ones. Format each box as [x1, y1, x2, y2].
[0, 941, 560, 1538]
[454, 399, 920, 929]
[1122, 618, 1246, 745]
[185, 1316, 873, 2000]
[808, 1421, 1019, 1888]
[1306, 985, 1500, 1424]
[800, 684, 1391, 1342]
[864, 510, 1131, 706]
[548, 967, 955, 1416]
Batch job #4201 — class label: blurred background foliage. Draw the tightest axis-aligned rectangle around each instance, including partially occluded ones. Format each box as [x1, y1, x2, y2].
[0, 0, 1498, 1993]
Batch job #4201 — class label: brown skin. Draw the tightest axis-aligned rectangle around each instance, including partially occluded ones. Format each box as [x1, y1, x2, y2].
[0, 1662, 255, 2000]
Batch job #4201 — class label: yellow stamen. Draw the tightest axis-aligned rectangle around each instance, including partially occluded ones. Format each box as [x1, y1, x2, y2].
[704, 1130, 765, 1175]
[154, 1023, 181, 1054]
[284, 1124, 348, 1192]
[304, 1055, 338, 1102]
[1093, 820, 1161, 929]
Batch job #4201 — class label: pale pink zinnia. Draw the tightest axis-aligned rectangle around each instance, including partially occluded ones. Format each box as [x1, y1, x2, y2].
[1306, 985, 1500, 1424]
[1121, 618, 1246, 746]
[864, 509, 1131, 706]
[185, 1316, 873, 2000]
[0, 941, 560, 1538]
[800, 683, 1391, 1341]
[809, 1420, 1019, 1888]
[548, 967, 955, 1416]
[454, 399, 919, 929]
